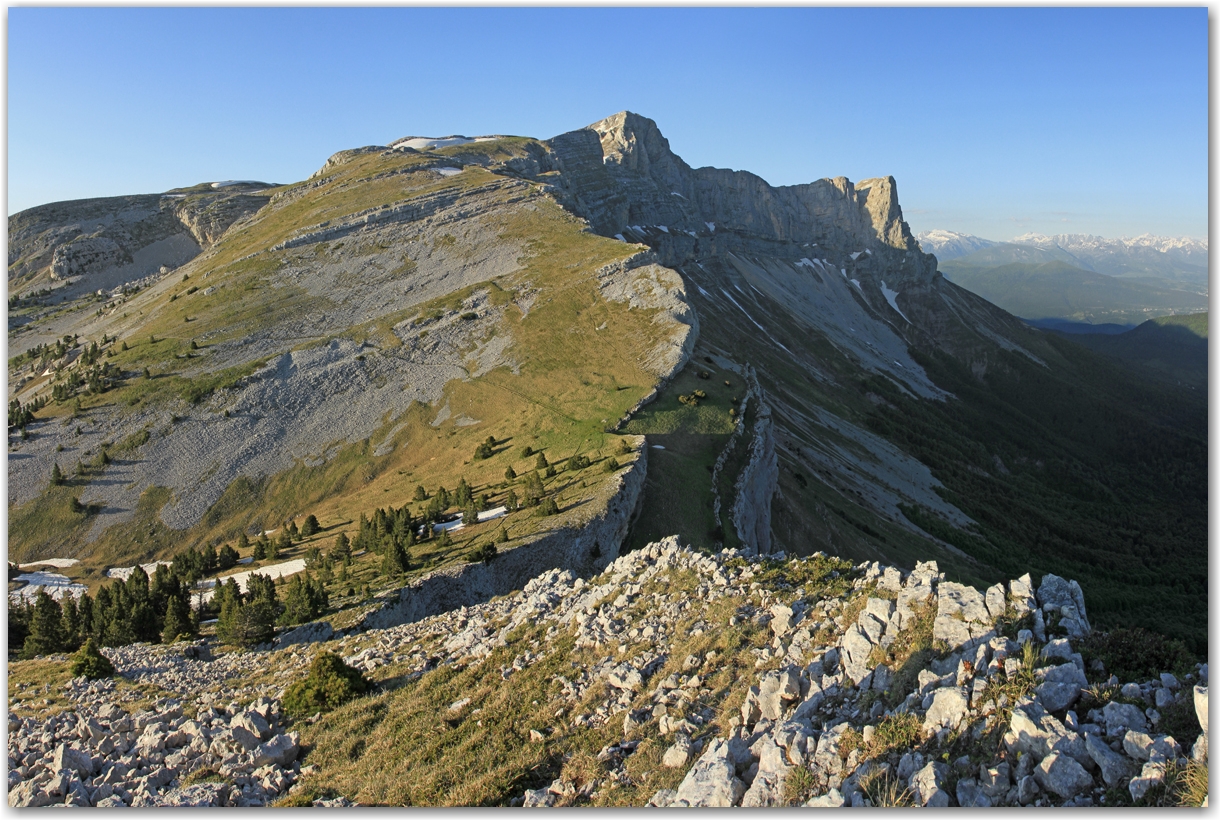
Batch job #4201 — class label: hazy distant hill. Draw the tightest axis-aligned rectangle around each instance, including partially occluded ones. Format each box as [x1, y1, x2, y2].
[940, 258, 1208, 326]
[1054, 311, 1207, 387]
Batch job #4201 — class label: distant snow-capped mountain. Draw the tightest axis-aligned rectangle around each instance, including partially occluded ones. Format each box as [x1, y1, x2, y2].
[914, 229, 998, 261]
[1011, 233, 1207, 263]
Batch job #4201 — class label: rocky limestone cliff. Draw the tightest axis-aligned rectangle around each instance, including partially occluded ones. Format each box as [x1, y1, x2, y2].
[8, 186, 270, 291]
[545, 112, 937, 286]
[356, 443, 648, 632]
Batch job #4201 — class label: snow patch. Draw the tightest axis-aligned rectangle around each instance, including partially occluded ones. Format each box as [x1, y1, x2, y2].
[199, 559, 308, 603]
[705, 222, 716, 232]
[435, 167, 463, 177]
[106, 561, 172, 581]
[393, 136, 474, 151]
[657, 225, 669, 233]
[11, 571, 87, 602]
[880, 281, 910, 323]
[19, 558, 80, 569]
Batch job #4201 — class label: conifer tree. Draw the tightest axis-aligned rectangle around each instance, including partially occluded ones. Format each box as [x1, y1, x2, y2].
[50, 462, 64, 486]
[333, 532, 351, 560]
[218, 543, 239, 570]
[22, 591, 66, 658]
[237, 531, 250, 552]
[535, 452, 549, 469]
[413, 485, 427, 501]
[504, 465, 516, 482]
[301, 514, 320, 537]
[161, 595, 188, 643]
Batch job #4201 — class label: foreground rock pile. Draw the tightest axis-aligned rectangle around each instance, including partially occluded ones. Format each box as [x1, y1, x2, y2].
[8, 681, 303, 807]
[8, 537, 1209, 807]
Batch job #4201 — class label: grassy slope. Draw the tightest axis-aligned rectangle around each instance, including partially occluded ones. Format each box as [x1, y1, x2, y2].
[8, 142, 678, 590]
[941, 259, 1207, 325]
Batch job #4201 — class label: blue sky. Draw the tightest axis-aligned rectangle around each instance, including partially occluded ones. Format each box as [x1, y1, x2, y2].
[8, 7, 1207, 240]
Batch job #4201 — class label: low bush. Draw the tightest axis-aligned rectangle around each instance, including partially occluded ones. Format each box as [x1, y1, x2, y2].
[283, 652, 372, 718]
[69, 638, 115, 679]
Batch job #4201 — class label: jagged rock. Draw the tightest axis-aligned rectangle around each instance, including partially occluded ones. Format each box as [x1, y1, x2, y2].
[52, 743, 94, 777]
[1035, 662, 1088, 712]
[663, 734, 694, 768]
[647, 789, 678, 807]
[984, 583, 1007, 621]
[1006, 702, 1092, 770]
[1103, 701, 1147, 736]
[252, 733, 300, 768]
[979, 762, 1010, 799]
[769, 604, 794, 637]
[839, 624, 875, 685]
[9, 780, 55, 808]
[1155, 687, 1176, 710]
[1086, 733, 1135, 786]
[607, 664, 644, 691]
[1128, 761, 1166, 802]
[956, 777, 991, 807]
[1194, 685, 1208, 734]
[674, 737, 748, 807]
[1035, 575, 1090, 638]
[276, 620, 334, 648]
[233, 710, 271, 741]
[804, 788, 845, 807]
[923, 687, 968, 734]
[908, 761, 950, 807]
[1017, 774, 1039, 805]
[522, 788, 556, 807]
[1123, 730, 1154, 760]
[155, 783, 231, 807]
[1033, 753, 1093, 800]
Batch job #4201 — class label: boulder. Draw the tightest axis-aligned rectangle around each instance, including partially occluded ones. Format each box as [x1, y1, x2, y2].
[8, 781, 55, 808]
[154, 783, 231, 807]
[1128, 761, 1165, 802]
[607, 664, 644, 691]
[1086, 733, 1135, 786]
[1035, 662, 1088, 712]
[1006, 703, 1092, 770]
[984, 583, 1007, 621]
[232, 710, 271, 741]
[1017, 774, 1039, 805]
[839, 624, 875, 685]
[956, 777, 991, 807]
[908, 761, 950, 807]
[923, 687, 969, 734]
[663, 734, 694, 768]
[1194, 685, 1208, 734]
[1103, 701, 1147, 736]
[251, 733, 299, 768]
[979, 762, 1010, 799]
[769, 604, 795, 637]
[1033, 753, 1093, 800]
[1035, 575, 1090, 637]
[805, 788, 845, 807]
[52, 743, 94, 778]
[673, 738, 747, 807]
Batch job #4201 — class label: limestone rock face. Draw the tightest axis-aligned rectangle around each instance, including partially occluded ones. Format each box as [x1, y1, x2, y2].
[546, 111, 938, 286]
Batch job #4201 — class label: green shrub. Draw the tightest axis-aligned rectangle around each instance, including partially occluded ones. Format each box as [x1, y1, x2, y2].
[537, 497, 560, 517]
[283, 651, 371, 717]
[1079, 628, 1195, 682]
[70, 638, 115, 679]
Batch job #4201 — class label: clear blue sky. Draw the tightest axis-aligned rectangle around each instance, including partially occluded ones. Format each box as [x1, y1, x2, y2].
[8, 7, 1208, 240]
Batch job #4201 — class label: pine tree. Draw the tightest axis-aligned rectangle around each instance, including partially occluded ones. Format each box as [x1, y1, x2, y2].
[22, 591, 66, 658]
[218, 544, 239, 570]
[70, 638, 115, 679]
[50, 462, 64, 486]
[302, 514, 320, 537]
[333, 532, 351, 559]
[237, 531, 250, 552]
[504, 465, 516, 482]
[535, 452, 549, 470]
[161, 595, 188, 643]
[60, 596, 82, 652]
[437, 528, 452, 548]
[413, 485, 428, 501]
[252, 537, 267, 561]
